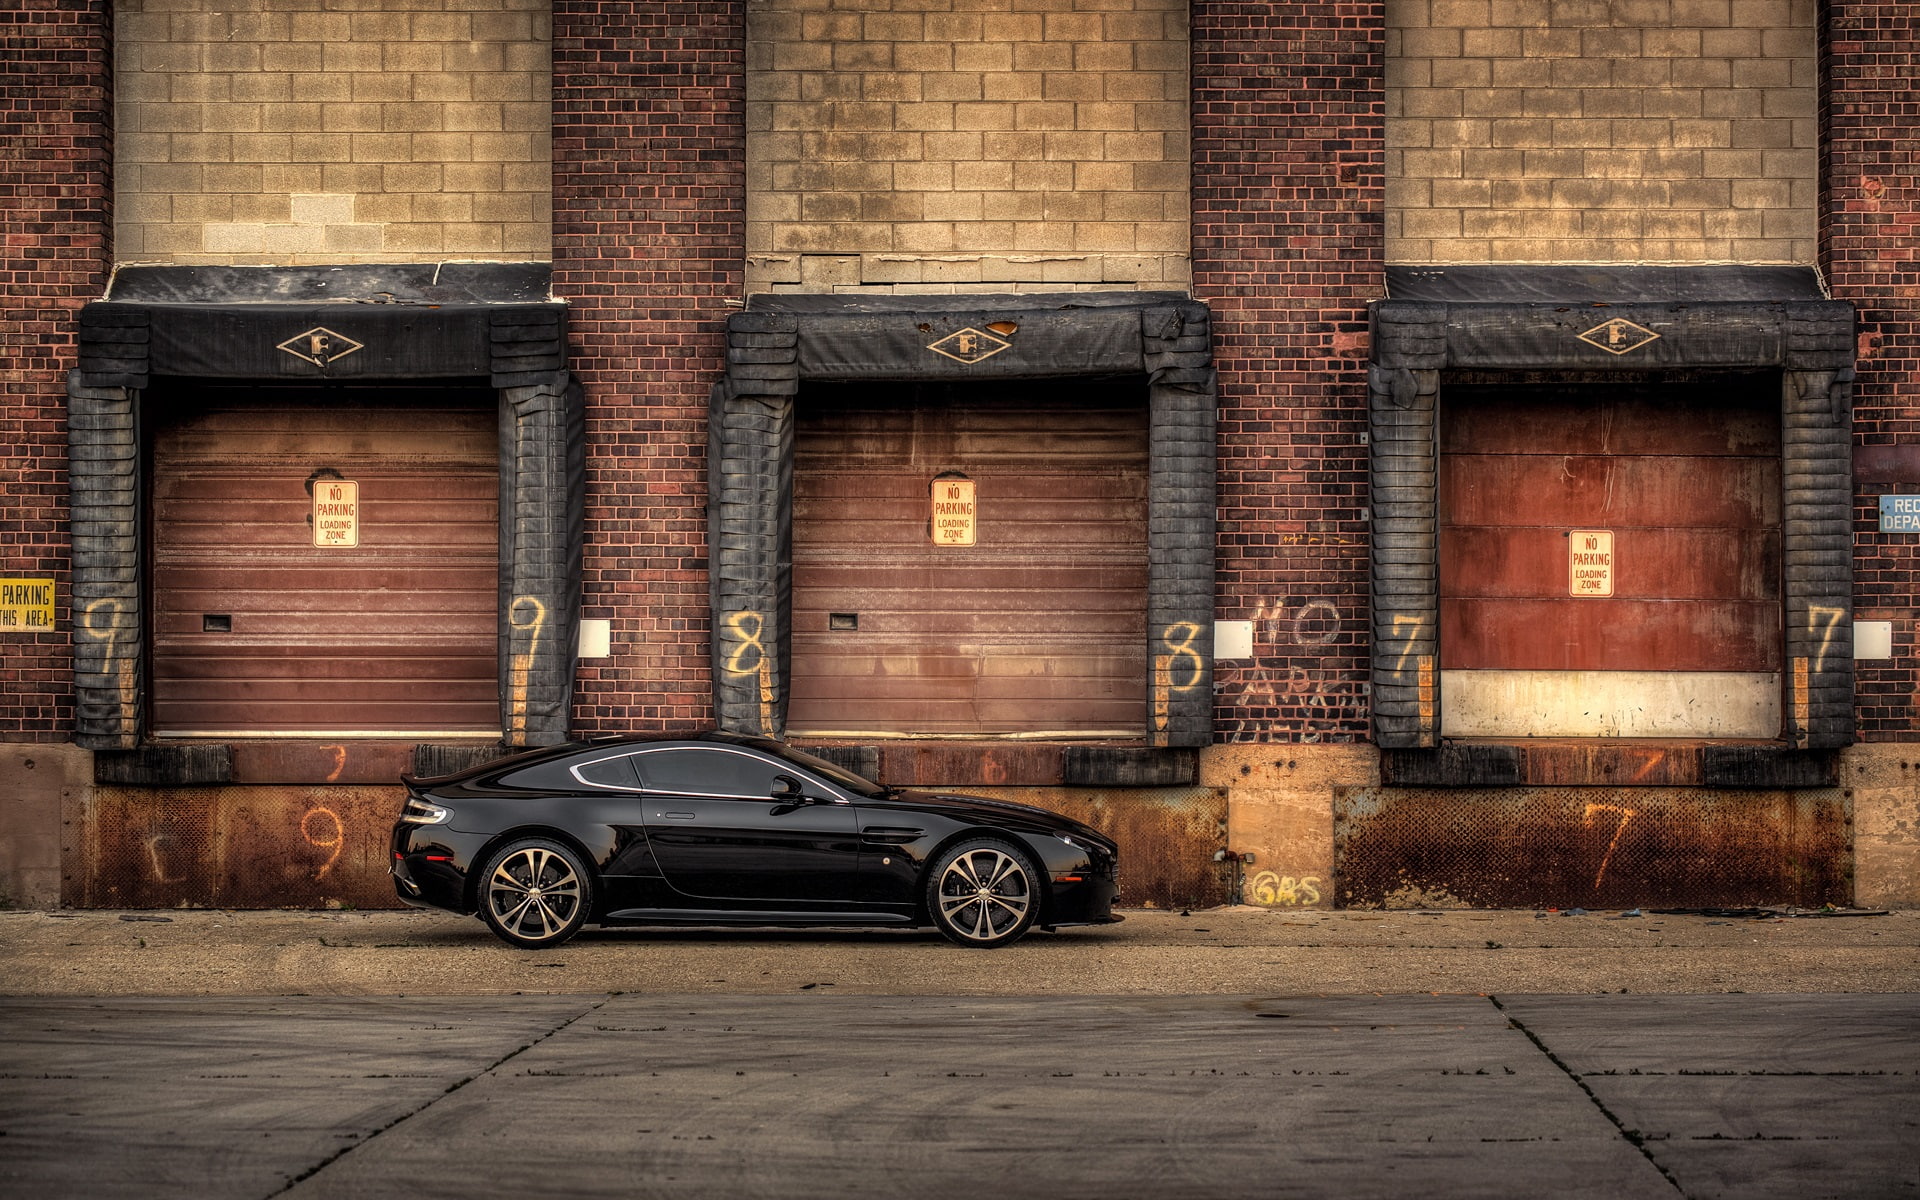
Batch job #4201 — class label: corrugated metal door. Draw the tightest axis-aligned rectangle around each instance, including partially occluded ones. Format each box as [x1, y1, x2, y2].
[791, 379, 1148, 737]
[1439, 375, 1782, 737]
[148, 384, 499, 736]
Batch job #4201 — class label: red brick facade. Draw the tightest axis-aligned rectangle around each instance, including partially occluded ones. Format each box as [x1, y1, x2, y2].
[0, 0, 1913, 750]
[1193, 3, 1385, 745]
[0, 0, 110, 741]
[3, 0, 1918, 913]
[552, 1, 746, 734]
[1825, 1, 1920, 740]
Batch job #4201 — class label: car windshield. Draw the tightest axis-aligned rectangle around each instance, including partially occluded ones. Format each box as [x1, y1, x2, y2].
[765, 743, 891, 799]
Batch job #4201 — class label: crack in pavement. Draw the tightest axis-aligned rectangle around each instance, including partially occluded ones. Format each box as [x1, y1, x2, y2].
[1490, 995, 1687, 1197]
[266, 996, 611, 1198]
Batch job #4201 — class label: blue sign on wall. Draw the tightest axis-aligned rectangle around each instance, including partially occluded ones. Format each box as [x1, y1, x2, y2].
[1882, 494, 1920, 533]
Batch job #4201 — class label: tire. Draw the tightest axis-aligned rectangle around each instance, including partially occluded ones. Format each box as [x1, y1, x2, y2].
[926, 838, 1042, 948]
[476, 838, 593, 949]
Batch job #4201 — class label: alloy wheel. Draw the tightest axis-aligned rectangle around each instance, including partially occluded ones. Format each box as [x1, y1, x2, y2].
[484, 844, 584, 945]
[934, 845, 1035, 945]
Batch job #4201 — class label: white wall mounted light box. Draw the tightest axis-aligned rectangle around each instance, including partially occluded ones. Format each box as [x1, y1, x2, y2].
[1214, 620, 1254, 660]
[1855, 620, 1894, 660]
[578, 617, 612, 660]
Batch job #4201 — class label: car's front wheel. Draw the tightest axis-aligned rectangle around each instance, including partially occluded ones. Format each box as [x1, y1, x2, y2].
[927, 838, 1041, 948]
[477, 838, 593, 949]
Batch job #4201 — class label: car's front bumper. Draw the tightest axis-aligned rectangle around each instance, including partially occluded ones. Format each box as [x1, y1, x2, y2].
[1042, 875, 1121, 927]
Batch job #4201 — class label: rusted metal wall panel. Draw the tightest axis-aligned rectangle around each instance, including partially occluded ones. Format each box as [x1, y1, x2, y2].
[965, 786, 1229, 910]
[68, 782, 1229, 913]
[873, 743, 1065, 787]
[1333, 786, 1850, 910]
[226, 741, 423, 785]
[70, 786, 408, 910]
[1380, 742, 1841, 789]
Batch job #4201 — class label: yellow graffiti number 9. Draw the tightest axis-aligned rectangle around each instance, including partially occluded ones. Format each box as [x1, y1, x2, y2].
[301, 806, 345, 882]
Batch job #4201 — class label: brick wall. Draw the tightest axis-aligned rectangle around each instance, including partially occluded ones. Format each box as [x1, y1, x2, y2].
[553, 1, 745, 734]
[0, 0, 110, 739]
[746, 0, 1189, 293]
[115, 0, 550, 264]
[1826, 1, 1919, 741]
[1387, 0, 1817, 264]
[1193, 2, 1385, 745]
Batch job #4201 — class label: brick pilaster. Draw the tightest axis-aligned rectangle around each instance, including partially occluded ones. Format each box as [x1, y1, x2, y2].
[0, 0, 111, 738]
[1825, 1, 1920, 740]
[1192, 2, 1387, 744]
[552, 0, 746, 732]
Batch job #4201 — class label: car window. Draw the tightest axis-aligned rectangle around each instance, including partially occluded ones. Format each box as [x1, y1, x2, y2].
[767, 745, 889, 799]
[572, 754, 639, 789]
[632, 748, 798, 799]
[497, 760, 586, 790]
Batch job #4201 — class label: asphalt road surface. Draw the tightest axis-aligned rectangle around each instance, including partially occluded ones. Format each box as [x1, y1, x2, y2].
[2, 908, 1915, 1199]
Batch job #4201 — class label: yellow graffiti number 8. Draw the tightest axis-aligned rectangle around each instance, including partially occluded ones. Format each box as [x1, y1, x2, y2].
[1162, 622, 1204, 691]
[725, 611, 766, 677]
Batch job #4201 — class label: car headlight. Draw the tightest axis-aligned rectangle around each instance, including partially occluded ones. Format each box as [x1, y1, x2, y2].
[401, 796, 451, 825]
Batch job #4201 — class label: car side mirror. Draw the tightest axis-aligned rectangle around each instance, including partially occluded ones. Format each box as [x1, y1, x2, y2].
[771, 775, 807, 802]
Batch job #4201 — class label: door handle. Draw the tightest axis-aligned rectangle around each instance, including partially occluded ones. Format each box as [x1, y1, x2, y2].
[656, 812, 696, 821]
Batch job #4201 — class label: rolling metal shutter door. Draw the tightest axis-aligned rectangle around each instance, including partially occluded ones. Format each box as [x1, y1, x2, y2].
[790, 380, 1149, 738]
[1438, 378, 1783, 737]
[149, 386, 499, 735]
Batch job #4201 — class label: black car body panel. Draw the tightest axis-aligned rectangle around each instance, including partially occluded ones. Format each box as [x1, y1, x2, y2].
[392, 733, 1120, 946]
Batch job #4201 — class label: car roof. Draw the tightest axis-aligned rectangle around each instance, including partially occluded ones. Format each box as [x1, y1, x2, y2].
[406, 730, 781, 785]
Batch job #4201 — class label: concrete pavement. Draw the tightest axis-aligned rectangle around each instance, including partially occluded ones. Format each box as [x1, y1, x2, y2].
[0, 992, 1915, 1199]
[1, 908, 1915, 1198]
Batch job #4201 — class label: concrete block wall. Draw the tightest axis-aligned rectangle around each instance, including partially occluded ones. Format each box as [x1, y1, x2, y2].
[114, 0, 551, 264]
[1848, 747, 1920, 909]
[744, 0, 1190, 293]
[1386, 0, 1818, 263]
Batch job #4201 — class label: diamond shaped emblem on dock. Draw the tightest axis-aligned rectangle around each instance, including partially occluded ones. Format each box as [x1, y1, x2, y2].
[1577, 318, 1660, 356]
[278, 327, 364, 367]
[927, 327, 1010, 364]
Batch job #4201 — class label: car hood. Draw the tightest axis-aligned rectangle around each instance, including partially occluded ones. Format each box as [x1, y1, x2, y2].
[883, 789, 1117, 851]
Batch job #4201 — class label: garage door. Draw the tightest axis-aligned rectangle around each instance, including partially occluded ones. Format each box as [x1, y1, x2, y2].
[790, 378, 1148, 737]
[148, 383, 499, 736]
[1439, 374, 1782, 737]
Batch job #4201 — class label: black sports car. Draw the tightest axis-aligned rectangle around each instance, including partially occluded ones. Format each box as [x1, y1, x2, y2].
[391, 732, 1121, 949]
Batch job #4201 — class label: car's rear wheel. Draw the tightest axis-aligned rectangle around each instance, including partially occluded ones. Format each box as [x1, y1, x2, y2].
[477, 838, 592, 949]
[927, 838, 1041, 948]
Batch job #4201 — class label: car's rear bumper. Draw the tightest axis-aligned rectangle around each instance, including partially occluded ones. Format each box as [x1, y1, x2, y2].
[389, 822, 487, 915]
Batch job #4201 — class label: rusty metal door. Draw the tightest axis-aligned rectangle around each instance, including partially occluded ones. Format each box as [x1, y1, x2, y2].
[147, 383, 499, 736]
[1438, 375, 1783, 737]
[790, 379, 1149, 738]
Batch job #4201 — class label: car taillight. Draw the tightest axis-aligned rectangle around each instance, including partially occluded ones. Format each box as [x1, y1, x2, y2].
[400, 795, 451, 825]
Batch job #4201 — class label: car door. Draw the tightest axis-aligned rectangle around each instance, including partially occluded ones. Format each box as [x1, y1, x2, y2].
[632, 746, 863, 905]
